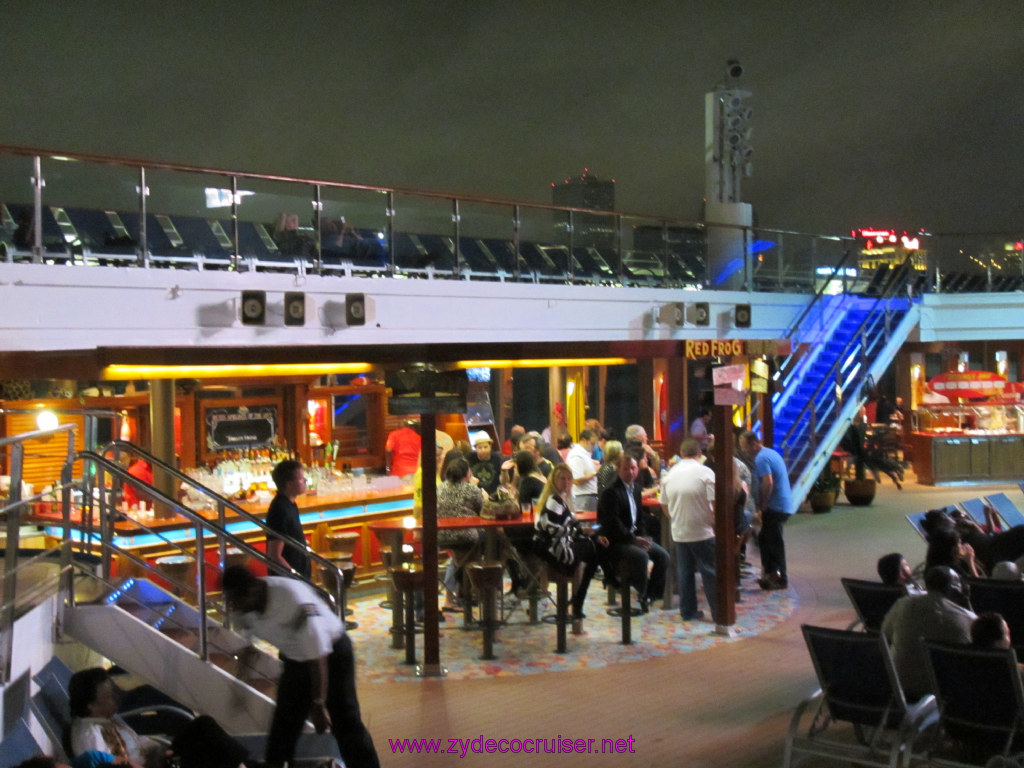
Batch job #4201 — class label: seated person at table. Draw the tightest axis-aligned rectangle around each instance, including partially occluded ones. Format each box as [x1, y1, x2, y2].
[533, 463, 608, 619]
[596, 453, 669, 613]
[596, 440, 623, 497]
[513, 450, 546, 509]
[437, 456, 485, 609]
[69, 667, 248, 768]
[466, 433, 503, 498]
[877, 552, 923, 593]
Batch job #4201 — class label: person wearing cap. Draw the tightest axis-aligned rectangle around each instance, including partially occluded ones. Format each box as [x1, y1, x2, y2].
[467, 432, 503, 497]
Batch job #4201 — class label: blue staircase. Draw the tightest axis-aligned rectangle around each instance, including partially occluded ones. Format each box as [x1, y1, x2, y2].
[766, 262, 922, 512]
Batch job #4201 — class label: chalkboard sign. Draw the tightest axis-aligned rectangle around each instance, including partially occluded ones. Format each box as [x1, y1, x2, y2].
[206, 405, 278, 449]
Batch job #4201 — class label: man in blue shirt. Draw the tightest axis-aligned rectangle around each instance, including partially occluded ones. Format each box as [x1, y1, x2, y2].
[739, 430, 793, 591]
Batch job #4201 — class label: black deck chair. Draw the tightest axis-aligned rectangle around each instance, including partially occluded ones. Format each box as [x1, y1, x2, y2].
[841, 577, 906, 633]
[964, 578, 1024, 659]
[923, 641, 1024, 766]
[784, 624, 936, 768]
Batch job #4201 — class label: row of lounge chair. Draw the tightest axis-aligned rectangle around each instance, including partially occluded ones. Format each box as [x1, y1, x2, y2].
[0, 201, 704, 285]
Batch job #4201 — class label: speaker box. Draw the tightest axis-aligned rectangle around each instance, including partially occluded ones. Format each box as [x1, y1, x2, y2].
[284, 292, 306, 326]
[240, 290, 266, 325]
[694, 301, 710, 326]
[735, 303, 752, 328]
[346, 293, 366, 326]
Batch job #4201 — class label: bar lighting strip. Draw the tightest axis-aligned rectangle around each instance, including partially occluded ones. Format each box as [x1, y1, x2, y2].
[455, 357, 630, 369]
[101, 363, 374, 380]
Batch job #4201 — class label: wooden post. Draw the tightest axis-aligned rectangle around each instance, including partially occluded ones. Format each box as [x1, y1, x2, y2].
[419, 412, 442, 676]
[712, 408, 736, 627]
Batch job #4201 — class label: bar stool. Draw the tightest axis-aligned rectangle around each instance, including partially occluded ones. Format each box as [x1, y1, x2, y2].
[319, 558, 358, 629]
[467, 561, 504, 660]
[376, 546, 395, 610]
[541, 562, 575, 653]
[390, 564, 426, 665]
[326, 530, 360, 559]
[605, 560, 642, 645]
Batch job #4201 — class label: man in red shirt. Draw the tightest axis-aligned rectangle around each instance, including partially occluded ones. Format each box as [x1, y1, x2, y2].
[384, 419, 421, 477]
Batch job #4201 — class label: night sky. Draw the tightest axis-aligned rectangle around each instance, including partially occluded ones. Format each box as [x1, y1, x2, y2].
[4, 1, 1022, 235]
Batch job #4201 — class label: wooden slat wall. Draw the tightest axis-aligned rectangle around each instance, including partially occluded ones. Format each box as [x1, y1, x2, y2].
[4, 412, 85, 491]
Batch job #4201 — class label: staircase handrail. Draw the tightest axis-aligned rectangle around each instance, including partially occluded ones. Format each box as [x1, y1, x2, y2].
[98, 440, 345, 607]
[779, 255, 918, 469]
[60, 451, 345, 661]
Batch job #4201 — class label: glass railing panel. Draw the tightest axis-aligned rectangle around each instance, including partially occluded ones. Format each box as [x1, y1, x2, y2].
[620, 215, 671, 288]
[0, 153, 41, 260]
[754, 229, 849, 294]
[569, 209, 620, 284]
[143, 167, 238, 268]
[924, 233, 1024, 293]
[318, 186, 389, 274]
[519, 204, 570, 281]
[38, 156, 149, 265]
[391, 192, 457, 276]
[457, 200, 519, 278]
[229, 176, 316, 268]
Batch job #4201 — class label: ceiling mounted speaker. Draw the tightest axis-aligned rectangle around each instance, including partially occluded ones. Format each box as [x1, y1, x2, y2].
[735, 303, 752, 328]
[346, 293, 366, 326]
[694, 301, 710, 326]
[284, 292, 306, 326]
[240, 290, 266, 325]
[670, 302, 685, 327]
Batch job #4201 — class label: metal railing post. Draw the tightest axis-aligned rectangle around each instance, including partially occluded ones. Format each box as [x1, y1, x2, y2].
[230, 175, 240, 271]
[385, 191, 395, 275]
[513, 204, 522, 282]
[138, 167, 149, 268]
[31, 155, 43, 263]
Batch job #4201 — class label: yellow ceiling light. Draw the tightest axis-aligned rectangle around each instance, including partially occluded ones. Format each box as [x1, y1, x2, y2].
[455, 357, 629, 369]
[101, 362, 373, 380]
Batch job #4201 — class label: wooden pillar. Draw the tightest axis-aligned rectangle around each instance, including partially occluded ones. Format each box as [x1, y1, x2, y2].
[664, 355, 687, 458]
[712, 406, 736, 627]
[149, 379, 176, 516]
[636, 359, 656, 440]
[420, 412, 442, 676]
[547, 367, 564, 442]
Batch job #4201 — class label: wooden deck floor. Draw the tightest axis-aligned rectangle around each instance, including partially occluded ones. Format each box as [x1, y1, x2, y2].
[360, 476, 1018, 767]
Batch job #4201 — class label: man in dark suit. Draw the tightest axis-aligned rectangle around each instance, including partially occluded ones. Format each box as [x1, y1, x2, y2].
[597, 452, 670, 612]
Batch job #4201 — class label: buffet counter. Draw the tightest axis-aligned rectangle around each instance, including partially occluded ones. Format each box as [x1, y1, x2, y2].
[909, 431, 1024, 485]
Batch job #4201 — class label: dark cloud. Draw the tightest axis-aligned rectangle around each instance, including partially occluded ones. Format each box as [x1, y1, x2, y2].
[3, 1, 1021, 234]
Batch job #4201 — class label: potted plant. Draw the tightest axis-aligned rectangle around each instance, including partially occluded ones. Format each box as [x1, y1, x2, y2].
[808, 464, 841, 513]
[841, 421, 905, 506]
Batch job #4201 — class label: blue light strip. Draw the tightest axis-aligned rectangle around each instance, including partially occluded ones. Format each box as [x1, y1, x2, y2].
[46, 498, 412, 550]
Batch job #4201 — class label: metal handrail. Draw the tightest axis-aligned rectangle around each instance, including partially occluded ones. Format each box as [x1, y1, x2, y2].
[98, 441, 347, 606]
[778, 255, 918, 470]
[60, 451, 344, 663]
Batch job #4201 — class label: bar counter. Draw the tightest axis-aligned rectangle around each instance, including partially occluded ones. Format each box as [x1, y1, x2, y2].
[34, 487, 415, 575]
[909, 431, 1024, 485]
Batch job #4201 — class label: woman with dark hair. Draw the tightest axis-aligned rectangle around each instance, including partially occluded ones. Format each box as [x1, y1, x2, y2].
[513, 450, 546, 509]
[437, 456, 485, 609]
[68, 668, 247, 768]
[925, 527, 983, 578]
[533, 463, 608, 619]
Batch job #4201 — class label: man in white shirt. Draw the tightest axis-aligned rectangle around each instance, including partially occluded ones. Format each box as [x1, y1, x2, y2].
[662, 438, 719, 623]
[222, 566, 380, 768]
[566, 429, 599, 505]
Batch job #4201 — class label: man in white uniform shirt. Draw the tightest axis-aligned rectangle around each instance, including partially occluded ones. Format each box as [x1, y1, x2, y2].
[662, 438, 719, 623]
[566, 429, 599, 506]
[222, 566, 380, 768]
